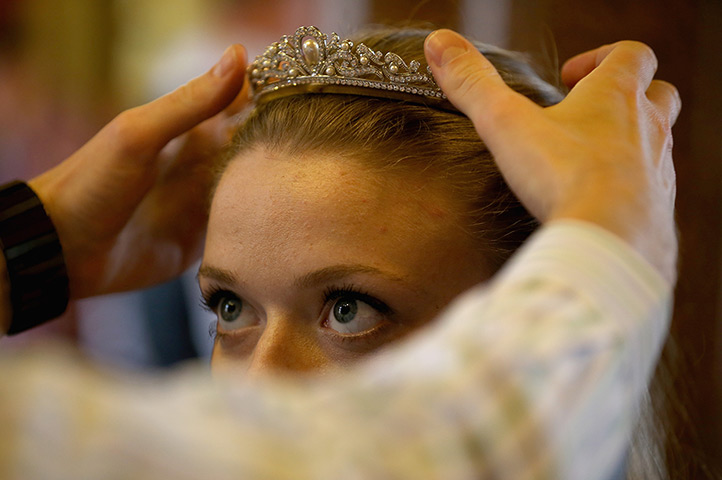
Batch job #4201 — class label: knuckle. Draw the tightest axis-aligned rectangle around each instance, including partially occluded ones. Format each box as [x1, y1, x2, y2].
[479, 95, 515, 127]
[655, 79, 682, 111]
[630, 40, 656, 58]
[170, 81, 198, 109]
[611, 71, 642, 95]
[109, 109, 136, 136]
[106, 108, 153, 157]
[169, 75, 212, 115]
[108, 110, 140, 148]
[442, 55, 512, 123]
[610, 41, 658, 88]
[595, 70, 642, 104]
[646, 104, 675, 154]
[646, 99, 673, 132]
[448, 58, 496, 97]
[657, 119, 673, 141]
[653, 79, 678, 94]
[623, 40, 658, 68]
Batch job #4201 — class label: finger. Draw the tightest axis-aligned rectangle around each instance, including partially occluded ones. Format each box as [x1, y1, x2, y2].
[112, 44, 247, 156]
[561, 41, 658, 91]
[646, 79, 682, 126]
[561, 44, 614, 88]
[221, 74, 251, 118]
[424, 29, 536, 140]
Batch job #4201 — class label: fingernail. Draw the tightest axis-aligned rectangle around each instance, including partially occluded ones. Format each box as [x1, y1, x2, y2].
[212, 46, 237, 77]
[425, 29, 471, 67]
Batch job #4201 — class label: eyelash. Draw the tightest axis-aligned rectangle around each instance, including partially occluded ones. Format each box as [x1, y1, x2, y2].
[201, 285, 392, 314]
[322, 284, 393, 316]
[200, 286, 230, 339]
[200, 284, 395, 339]
[200, 285, 228, 313]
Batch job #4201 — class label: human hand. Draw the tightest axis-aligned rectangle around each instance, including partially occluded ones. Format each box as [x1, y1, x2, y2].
[28, 44, 248, 298]
[424, 31, 680, 283]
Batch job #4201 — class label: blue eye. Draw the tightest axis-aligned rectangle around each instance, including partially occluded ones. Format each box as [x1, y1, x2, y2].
[333, 298, 358, 324]
[325, 294, 387, 335]
[202, 289, 256, 332]
[219, 296, 242, 322]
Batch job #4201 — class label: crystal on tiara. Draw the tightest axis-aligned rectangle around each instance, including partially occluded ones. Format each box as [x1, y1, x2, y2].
[249, 26, 453, 110]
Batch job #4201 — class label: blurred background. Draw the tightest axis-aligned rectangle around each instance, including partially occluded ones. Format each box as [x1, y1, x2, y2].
[0, 0, 719, 477]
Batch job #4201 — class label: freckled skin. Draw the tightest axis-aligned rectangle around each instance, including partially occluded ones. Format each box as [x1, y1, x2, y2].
[424, 204, 450, 219]
[201, 147, 490, 378]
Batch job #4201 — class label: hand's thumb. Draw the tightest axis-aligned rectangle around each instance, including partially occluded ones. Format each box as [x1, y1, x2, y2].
[113, 44, 247, 156]
[424, 30, 530, 139]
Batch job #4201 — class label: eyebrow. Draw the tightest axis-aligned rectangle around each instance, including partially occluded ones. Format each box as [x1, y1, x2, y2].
[293, 264, 409, 289]
[197, 264, 238, 285]
[197, 263, 412, 290]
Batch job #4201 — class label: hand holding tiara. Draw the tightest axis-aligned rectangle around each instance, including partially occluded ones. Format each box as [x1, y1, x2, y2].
[425, 29, 680, 283]
[25, 45, 248, 300]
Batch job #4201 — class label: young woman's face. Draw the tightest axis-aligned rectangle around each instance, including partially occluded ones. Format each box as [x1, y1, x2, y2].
[200, 147, 489, 377]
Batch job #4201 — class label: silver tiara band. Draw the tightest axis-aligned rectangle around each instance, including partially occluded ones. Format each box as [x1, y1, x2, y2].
[249, 26, 455, 110]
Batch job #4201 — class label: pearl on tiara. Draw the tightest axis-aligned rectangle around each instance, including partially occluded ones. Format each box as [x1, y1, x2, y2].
[249, 26, 455, 110]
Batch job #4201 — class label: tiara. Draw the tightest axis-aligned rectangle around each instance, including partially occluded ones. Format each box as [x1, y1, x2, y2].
[249, 26, 454, 110]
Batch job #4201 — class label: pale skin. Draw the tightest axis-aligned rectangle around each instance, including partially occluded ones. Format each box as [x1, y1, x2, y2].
[201, 149, 489, 375]
[0, 32, 679, 343]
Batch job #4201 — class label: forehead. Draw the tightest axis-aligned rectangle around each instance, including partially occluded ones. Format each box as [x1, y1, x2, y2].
[204, 147, 485, 294]
[211, 149, 458, 243]
[217, 150, 393, 219]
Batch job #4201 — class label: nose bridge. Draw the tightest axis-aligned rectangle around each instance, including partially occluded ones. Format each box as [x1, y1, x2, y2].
[245, 313, 326, 377]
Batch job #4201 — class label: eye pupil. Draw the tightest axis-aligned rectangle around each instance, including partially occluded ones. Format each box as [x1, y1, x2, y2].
[334, 298, 358, 324]
[220, 297, 242, 322]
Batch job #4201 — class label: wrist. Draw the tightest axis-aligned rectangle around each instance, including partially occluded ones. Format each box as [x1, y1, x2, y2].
[549, 188, 678, 283]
